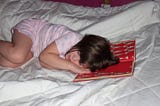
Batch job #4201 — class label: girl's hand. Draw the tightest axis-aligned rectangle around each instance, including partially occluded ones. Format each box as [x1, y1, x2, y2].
[69, 64, 91, 74]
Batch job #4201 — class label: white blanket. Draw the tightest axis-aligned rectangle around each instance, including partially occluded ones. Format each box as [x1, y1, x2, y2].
[0, 0, 160, 106]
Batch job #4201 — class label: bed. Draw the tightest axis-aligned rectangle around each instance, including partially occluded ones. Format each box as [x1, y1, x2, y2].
[0, 0, 160, 106]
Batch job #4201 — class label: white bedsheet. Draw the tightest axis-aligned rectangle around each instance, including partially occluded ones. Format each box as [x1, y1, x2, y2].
[0, 0, 160, 106]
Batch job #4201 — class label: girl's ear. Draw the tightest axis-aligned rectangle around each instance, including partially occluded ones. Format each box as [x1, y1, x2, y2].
[70, 51, 80, 61]
[70, 51, 80, 66]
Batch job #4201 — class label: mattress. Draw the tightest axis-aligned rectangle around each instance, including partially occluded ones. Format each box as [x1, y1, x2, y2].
[0, 0, 160, 106]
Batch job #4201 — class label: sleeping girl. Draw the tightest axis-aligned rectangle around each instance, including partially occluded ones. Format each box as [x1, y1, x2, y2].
[0, 18, 119, 74]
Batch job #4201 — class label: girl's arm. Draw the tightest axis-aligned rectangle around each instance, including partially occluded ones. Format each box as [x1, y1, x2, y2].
[39, 42, 90, 74]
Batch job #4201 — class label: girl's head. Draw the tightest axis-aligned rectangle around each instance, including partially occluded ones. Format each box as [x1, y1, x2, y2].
[65, 34, 119, 72]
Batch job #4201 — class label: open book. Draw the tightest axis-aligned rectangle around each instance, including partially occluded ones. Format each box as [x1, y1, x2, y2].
[73, 40, 136, 82]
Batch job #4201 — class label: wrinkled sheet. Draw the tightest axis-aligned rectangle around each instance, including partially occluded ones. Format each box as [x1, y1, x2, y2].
[0, 0, 160, 106]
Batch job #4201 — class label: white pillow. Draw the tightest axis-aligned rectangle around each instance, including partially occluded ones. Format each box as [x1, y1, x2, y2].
[80, 1, 160, 39]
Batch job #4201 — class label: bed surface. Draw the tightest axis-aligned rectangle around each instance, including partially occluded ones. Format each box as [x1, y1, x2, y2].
[0, 0, 160, 106]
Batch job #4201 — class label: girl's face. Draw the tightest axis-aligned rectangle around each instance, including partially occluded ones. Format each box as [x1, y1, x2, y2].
[65, 50, 81, 67]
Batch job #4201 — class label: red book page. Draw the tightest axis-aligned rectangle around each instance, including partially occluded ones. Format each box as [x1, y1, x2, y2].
[73, 40, 136, 82]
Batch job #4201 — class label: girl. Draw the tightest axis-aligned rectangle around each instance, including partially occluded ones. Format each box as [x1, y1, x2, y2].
[0, 18, 119, 74]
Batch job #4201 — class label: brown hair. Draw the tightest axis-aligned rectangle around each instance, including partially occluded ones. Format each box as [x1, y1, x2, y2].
[68, 34, 119, 72]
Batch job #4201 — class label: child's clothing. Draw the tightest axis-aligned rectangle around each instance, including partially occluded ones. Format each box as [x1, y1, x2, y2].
[12, 18, 83, 58]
